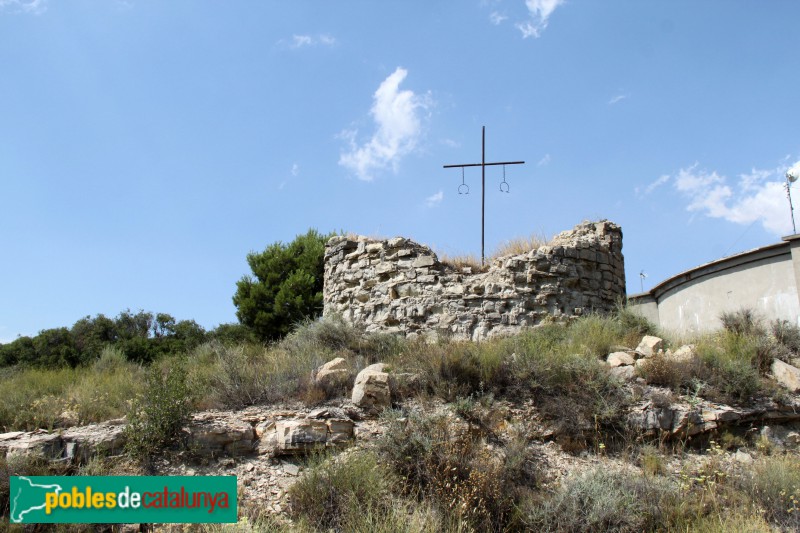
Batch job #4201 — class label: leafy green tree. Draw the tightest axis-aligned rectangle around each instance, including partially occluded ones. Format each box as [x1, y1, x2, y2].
[115, 309, 153, 340]
[71, 314, 118, 362]
[0, 336, 35, 367]
[208, 323, 258, 345]
[31, 328, 79, 367]
[233, 229, 331, 341]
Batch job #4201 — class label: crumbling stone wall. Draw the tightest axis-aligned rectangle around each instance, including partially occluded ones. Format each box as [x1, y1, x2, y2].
[323, 220, 625, 341]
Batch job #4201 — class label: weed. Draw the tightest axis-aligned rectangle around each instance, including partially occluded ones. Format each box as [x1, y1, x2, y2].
[491, 233, 551, 258]
[639, 444, 667, 476]
[771, 318, 800, 356]
[525, 467, 684, 532]
[377, 410, 530, 531]
[288, 451, 396, 532]
[720, 308, 765, 337]
[735, 454, 800, 530]
[124, 359, 192, 464]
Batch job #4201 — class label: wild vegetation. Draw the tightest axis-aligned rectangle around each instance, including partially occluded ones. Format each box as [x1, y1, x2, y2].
[2, 306, 799, 531]
[438, 231, 552, 271]
[1, 228, 799, 531]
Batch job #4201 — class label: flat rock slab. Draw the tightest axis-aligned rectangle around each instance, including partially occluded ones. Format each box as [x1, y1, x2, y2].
[0, 430, 63, 460]
[187, 414, 255, 457]
[61, 422, 127, 462]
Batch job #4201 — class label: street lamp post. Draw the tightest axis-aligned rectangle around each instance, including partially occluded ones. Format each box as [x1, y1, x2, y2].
[787, 165, 800, 235]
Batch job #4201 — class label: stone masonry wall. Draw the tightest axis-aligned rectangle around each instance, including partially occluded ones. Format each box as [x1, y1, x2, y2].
[323, 221, 625, 341]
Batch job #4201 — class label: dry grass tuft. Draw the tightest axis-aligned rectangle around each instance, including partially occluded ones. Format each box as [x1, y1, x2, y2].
[491, 232, 551, 259]
[437, 232, 552, 271]
[436, 252, 485, 272]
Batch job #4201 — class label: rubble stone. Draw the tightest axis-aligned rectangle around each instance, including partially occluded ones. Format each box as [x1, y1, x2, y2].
[636, 336, 664, 357]
[323, 221, 625, 341]
[771, 359, 800, 392]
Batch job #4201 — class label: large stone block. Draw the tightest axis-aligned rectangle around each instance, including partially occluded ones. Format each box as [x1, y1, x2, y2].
[772, 359, 800, 392]
[352, 363, 391, 411]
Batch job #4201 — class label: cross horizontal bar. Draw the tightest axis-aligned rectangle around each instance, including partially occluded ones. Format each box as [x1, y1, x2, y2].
[443, 160, 525, 169]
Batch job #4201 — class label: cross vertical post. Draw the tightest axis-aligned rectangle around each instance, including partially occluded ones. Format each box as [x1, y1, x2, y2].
[444, 126, 525, 266]
[482, 126, 486, 266]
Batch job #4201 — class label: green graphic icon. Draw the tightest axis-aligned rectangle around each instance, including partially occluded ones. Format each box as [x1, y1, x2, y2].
[10, 476, 63, 523]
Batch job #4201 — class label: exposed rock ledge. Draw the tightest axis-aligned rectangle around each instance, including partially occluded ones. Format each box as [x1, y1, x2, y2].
[1, 392, 798, 464]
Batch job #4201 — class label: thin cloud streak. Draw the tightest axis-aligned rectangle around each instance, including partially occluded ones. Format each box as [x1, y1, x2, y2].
[489, 11, 508, 25]
[425, 190, 444, 208]
[0, 0, 46, 14]
[608, 93, 630, 105]
[278, 34, 338, 49]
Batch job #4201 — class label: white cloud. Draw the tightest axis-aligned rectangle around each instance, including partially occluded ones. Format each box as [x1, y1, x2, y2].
[608, 93, 630, 105]
[425, 190, 444, 208]
[489, 11, 508, 25]
[517, 0, 564, 38]
[291, 163, 299, 177]
[0, 0, 46, 14]
[537, 153, 551, 166]
[339, 67, 432, 181]
[666, 162, 800, 236]
[441, 138, 460, 149]
[280, 34, 338, 49]
[635, 174, 670, 197]
[292, 35, 313, 48]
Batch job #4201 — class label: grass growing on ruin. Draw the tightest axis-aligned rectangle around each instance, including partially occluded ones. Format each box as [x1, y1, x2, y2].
[437, 232, 553, 272]
[491, 232, 552, 258]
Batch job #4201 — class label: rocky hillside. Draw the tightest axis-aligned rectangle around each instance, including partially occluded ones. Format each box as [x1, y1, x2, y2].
[2, 311, 800, 532]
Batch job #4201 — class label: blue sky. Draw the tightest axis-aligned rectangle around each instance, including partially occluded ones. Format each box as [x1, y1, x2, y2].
[2, 0, 800, 341]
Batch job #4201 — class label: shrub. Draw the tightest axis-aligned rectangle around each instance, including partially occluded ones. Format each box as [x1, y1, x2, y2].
[771, 319, 800, 356]
[695, 332, 763, 403]
[719, 309, 765, 337]
[639, 444, 667, 476]
[200, 342, 276, 409]
[509, 333, 626, 441]
[615, 303, 658, 346]
[207, 322, 258, 345]
[124, 360, 192, 463]
[377, 411, 527, 531]
[735, 455, 800, 531]
[637, 355, 695, 390]
[280, 315, 361, 356]
[288, 451, 396, 532]
[525, 467, 684, 532]
[567, 314, 625, 357]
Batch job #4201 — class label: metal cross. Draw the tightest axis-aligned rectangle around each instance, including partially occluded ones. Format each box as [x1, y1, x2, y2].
[443, 126, 525, 266]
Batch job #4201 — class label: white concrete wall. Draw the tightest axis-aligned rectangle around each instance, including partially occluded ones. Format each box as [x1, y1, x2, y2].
[657, 253, 798, 334]
[629, 239, 800, 335]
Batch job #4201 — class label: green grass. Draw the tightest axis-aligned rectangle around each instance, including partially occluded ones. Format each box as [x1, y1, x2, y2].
[288, 451, 398, 532]
[524, 467, 686, 532]
[0, 347, 143, 431]
[735, 454, 800, 531]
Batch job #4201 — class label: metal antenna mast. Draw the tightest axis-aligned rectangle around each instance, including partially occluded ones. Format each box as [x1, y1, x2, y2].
[443, 126, 525, 266]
